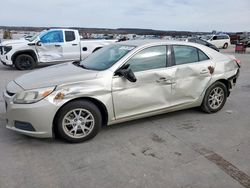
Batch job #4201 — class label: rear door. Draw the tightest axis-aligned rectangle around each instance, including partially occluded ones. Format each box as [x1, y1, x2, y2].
[63, 30, 80, 61]
[170, 45, 214, 106]
[112, 45, 175, 119]
[36, 30, 65, 62]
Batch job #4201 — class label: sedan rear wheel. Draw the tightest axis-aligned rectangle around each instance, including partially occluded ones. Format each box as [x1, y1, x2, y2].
[201, 82, 227, 113]
[56, 100, 102, 143]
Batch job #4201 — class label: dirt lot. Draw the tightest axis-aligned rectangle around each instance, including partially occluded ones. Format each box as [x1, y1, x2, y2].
[0, 45, 250, 188]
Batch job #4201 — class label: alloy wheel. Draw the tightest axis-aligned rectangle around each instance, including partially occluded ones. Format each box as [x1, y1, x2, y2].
[208, 87, 225, 110]
[62, 108, 95, 139]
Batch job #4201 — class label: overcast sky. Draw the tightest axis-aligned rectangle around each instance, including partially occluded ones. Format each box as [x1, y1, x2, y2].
[1, 0, 250, 32]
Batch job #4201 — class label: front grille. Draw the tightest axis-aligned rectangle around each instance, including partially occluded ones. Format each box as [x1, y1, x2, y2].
[6, 90, 15, 97]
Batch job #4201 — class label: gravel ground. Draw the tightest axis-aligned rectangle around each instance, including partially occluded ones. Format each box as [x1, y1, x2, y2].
[0, 45, 250, 188]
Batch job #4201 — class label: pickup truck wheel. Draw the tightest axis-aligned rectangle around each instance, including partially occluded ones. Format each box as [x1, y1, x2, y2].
[56, 100, 102, 143]
[201, 82, 227, 113]
[223, 43, 228, 49]
[14, 54, 36, 70]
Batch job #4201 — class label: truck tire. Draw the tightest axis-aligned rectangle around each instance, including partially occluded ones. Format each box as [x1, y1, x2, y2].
[14, 54, 37, 70]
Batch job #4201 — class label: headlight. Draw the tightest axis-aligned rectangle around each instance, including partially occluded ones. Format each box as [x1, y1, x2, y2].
[3, 46, 12, 54]
[13, 87, 55, 104]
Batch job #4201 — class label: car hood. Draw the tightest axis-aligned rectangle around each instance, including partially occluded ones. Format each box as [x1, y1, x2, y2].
[14, 62, 99, 90]
[1, 39, 28, 46]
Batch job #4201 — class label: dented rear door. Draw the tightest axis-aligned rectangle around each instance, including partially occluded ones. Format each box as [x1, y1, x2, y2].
[170, 45, 214, 106]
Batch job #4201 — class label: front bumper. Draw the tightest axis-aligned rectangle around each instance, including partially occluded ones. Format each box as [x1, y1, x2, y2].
[3, 90, 59, 138]
[0, 54, 13, 66]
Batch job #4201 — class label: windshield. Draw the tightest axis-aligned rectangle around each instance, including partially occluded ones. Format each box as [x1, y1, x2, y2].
[201, 35, 213, 41]
[27, 30, 47, 42]
[80, 44, 136, 71]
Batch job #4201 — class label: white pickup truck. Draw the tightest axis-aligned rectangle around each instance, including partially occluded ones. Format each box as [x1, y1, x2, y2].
[0, 29, 116, 70]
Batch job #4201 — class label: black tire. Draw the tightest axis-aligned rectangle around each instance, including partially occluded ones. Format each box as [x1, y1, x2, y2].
[56, 100, 102, 143]
[201, 82, 227, 113]
[14, 54, 36, 70]
[223, 43, 228, 49]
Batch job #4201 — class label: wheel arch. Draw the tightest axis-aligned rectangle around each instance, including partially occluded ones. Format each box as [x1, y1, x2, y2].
[211, 79, 231, 97]
[92, 47, 102, 53]
[52, 97, 109, 136]
[11, 50, 38, 63]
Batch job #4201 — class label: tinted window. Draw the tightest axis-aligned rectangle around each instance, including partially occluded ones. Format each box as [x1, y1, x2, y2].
[40, 31, 63, 43]
[198, 50, 209, 61]
[215, 35, 229, 40]
[126, 46, 167, 72]
[173, 45, 199, 65]
[212, 36, 218, 40]
[65, 31, 76, 42]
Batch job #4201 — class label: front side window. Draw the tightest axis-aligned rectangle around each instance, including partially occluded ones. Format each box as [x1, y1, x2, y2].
[40, 31, 64, 43]
[212, 36, 218, 40]
[125, 46, 167, 72]
[80, 44, 135, 71]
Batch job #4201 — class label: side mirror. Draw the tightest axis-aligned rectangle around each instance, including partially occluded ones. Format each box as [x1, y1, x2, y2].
[36, 41, 42, 46]
[115, 64, 137, 83]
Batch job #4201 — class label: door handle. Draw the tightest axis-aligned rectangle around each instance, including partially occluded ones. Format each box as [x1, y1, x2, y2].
[55, 44, 61, 47]
[72, 44, 78, 46]
[200, 69, 209, 74]
[156, 77, 173, 85]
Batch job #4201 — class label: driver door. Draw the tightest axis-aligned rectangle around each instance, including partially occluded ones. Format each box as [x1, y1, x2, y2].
[112, 45, 175, 120]
[36, 30, 65, 63]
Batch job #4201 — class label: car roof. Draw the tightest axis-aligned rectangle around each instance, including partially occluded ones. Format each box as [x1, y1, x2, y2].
[118, 39, 200, 47]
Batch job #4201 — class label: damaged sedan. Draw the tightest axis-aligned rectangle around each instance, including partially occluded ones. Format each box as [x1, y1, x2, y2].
[3, 40, 240, 142]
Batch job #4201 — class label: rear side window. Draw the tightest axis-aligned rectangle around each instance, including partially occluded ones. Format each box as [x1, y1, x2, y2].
[173, 45, 209, 65]
[65, 31, 76, 42]
[126, 46, 167, 72]
[216, 35, 229, 40]
[198, 50, 209, 61]
[173, 46, 198, 65]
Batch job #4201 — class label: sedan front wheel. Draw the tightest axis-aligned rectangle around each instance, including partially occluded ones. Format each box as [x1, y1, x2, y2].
[56, 100, 102, 143]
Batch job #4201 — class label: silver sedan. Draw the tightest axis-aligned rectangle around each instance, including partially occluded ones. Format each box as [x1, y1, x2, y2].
[3, 40, 240, 142]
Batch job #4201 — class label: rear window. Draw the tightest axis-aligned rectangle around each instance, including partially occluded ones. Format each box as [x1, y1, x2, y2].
[65, 31, 76, 42]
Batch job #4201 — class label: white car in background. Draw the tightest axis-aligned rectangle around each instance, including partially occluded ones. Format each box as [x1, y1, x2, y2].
[202, 34, 231, 49]
[0, 29, 116, 70]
